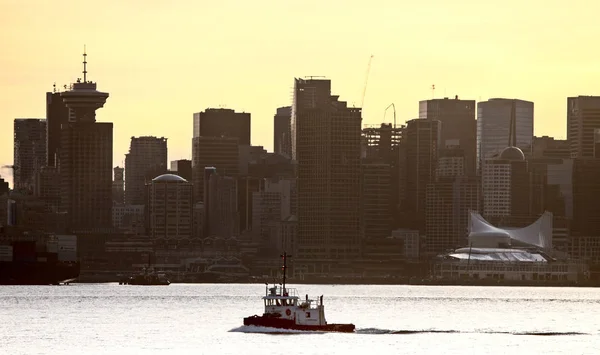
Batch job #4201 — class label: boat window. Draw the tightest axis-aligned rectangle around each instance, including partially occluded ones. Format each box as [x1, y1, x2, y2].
[306, 312, 311, 318]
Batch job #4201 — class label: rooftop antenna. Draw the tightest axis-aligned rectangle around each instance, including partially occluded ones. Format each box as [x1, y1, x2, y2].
[83, 45, 88, 83]
[431, 84, 435, 99]
[53, 82, 56, 93]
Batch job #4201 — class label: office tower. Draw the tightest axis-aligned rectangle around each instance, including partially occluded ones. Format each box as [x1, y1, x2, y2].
[572, 158, 600, 236]
[191, 136, 239, 203]
[170, 159, 192, 181]
[361, 162, 392, 240]
[148, 174, 193, 239]
[405, 118, 441, 231]
[477, 98, 534, 170]
[13, 119, 47, 192]
[419, 97, 477, 174]
[567, 96, 600, 158]
[532, 136, 571, 159]
[112, 166, 124, 205]
[292, 78, 362, 263]
[46, 89, 70, 167]
[274, 106, 292, 158]
[252, 179, 293, 248]
[59, 49, 112, 230]
[425, 147, 479, 255]
[34, 166, 61, 212]
[204, 168, 238, 238]
[481, 113, 529, 222]
[124, 136, 168, 205]
[193, 108, 251, 144]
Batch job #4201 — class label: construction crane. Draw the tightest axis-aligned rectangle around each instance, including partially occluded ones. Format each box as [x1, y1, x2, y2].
[360, 55, 374, 108]
[383, 103, 396, 128]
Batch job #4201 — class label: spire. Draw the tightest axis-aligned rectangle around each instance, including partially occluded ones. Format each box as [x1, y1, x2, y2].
[83, 45, 88, 83]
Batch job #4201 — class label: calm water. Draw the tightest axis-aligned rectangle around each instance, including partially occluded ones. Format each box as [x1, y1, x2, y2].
[1, 283, 599, 354]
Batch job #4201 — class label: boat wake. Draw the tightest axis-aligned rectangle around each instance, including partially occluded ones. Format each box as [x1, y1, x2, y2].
[230, 326, 590, 336]
[356, 328, 590, 336]
[230, 325, 327, 335]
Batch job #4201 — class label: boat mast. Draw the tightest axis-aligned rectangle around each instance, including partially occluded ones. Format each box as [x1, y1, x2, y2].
[280, 251, 291, 292]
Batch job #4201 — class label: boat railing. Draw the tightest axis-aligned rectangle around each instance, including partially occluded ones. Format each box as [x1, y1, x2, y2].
[265, 285, 299, 298]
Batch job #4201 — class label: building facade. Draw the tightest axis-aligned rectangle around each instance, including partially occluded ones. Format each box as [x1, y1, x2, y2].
[13, 118, 47, 192]
[125, 136, 168, 205]
[148, 174, 193, 239]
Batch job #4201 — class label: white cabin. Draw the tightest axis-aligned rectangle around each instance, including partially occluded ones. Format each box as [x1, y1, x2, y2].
[263, 285, 327, 326]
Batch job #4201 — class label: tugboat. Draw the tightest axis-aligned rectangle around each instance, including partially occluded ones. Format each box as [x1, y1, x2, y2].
[121, 252, 170, 286]
[243, 252, 355, 333]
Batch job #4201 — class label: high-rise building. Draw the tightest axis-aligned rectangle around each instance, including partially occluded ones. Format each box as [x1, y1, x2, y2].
[13, 118, 47, 192]
[567, 96, 600, 158]
[419, 97, 476, 174]
[124, 136, 168, 205]
[532, 136, 570, 159]
[112, 166, 124, 205]
[361, 162, 392, 240]
[405, 118, 441, 231]
[193, 108, 251, 144]
[170, 159, 192, 182]
[477, 98, 534, 170]
[46, 90, 70, 167]
[292, 78, 362, 265]
[274, 106, 292, 158]
[59, 50, 112, 230]
[572, 158, 600, 236]
[204, 168, 238, 238]
[148, 174, 193, 240]
[252, 179, 293, 250]
[191, 136, 239, 203]
[0, 177, 8, 196]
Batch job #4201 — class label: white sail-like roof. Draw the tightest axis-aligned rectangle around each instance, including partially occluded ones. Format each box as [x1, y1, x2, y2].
[468, 211, 553, 250]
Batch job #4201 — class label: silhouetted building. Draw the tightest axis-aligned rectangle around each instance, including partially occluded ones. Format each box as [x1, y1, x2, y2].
[567, 96, 600, 158]
[191, 136, 239, 203]
[46, 90, 70, 167]
[572, 158, 600, 236]
[405, 118, 441, 231]
[125, 136, 168, 205]
[532, 136, 570, 159]
[361, 162, 392, 241]
[0, 177, 8, 196]
[112, 166, 124, 205]
[13, 118, 47, 193]
[419, 97, 476, 175]
[292, 78, 362, 264]
[59, 54, 112, 230]
[477, 99, 534, 170]
[274, 106, 292, 158]
[148, 174, 193, 240]
[204, 168, 238, 237]
[193, 108, 251, 145]
[170, 159, 192, 181]
[252, 179, 293, 254]
[34, 166, 61, 212]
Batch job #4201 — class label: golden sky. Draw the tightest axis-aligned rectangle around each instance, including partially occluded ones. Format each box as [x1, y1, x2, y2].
[1, 0, 598, 184]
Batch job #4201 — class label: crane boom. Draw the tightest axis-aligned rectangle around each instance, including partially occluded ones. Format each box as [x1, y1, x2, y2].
[360, 55, 374, 108]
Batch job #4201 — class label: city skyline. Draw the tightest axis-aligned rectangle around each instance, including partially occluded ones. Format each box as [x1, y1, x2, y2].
[2, 1, 599, 186]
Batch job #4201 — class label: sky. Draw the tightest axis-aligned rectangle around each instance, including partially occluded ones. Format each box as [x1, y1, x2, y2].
[1, 0, 599, 186]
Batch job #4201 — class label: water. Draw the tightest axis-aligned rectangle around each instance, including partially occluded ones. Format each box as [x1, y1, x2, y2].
[1, 284, 599, 354]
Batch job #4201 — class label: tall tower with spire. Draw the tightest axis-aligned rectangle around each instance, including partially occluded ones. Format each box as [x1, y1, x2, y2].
[59, 47, 114, 230]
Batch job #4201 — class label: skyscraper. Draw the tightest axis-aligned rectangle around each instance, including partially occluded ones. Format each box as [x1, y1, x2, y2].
[191, 136, 239, 203]
[59, 49, 112, 230]
[148, 173, 193, 240]
[567, 96, 600, 158]
[419, 97, 476, 174]
[274, 106, 292, 158]
[477, 98, 534, 170]
[124, 136, 168, 205]
[112, 166, 124, 205]
[193, 108, 251, 144]
[292, 78, 362, 267]
[46, 89, 70, 167]
[13, 118, 47, 192]
[405, 118, 441, 231]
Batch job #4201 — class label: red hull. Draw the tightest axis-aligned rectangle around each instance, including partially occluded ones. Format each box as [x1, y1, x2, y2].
[243, 315, 355, 333]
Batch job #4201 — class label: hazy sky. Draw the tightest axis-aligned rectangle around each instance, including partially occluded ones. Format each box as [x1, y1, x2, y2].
[1, 0, 598, 185]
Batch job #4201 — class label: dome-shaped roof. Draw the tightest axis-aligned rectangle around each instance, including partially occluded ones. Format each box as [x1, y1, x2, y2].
[499, 146, 525, 161]
[152, 173, 187, 183]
